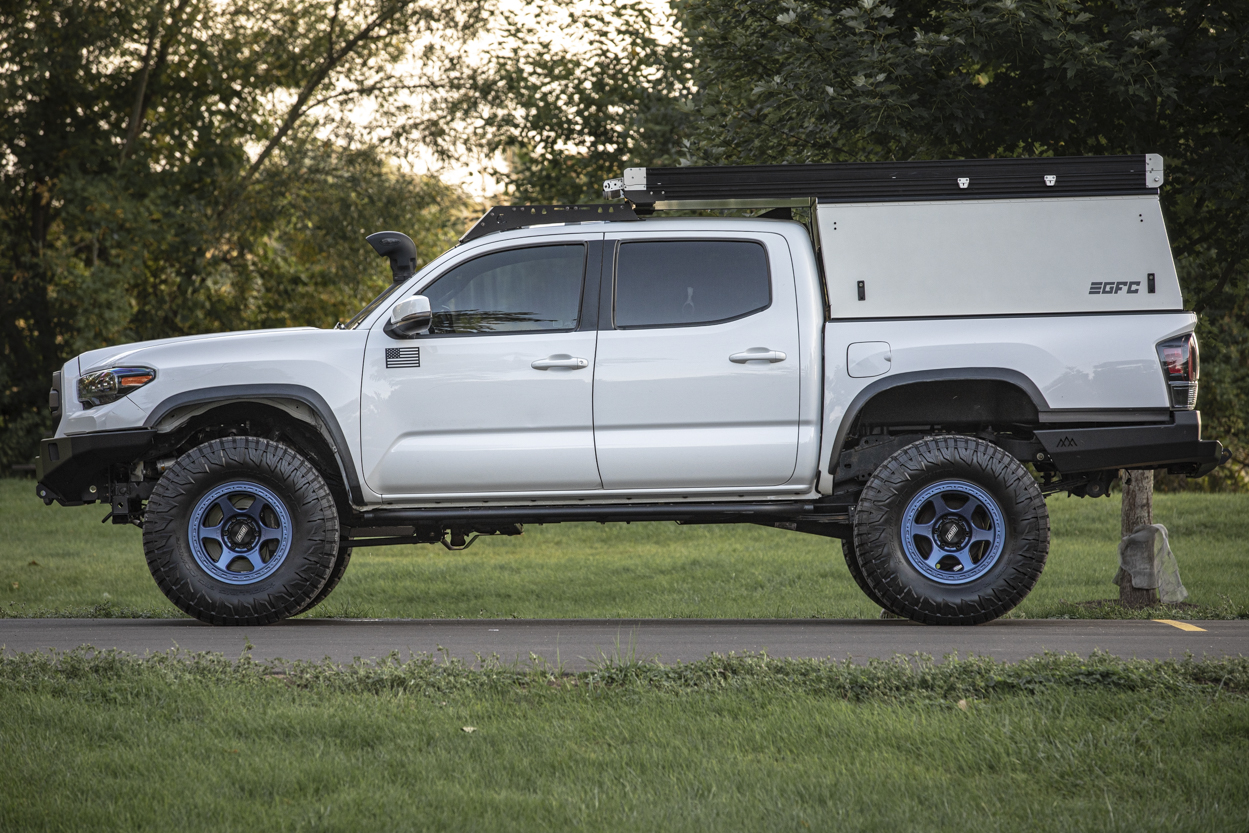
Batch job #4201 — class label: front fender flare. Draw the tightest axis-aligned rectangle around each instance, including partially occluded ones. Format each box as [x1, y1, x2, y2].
[144, 384, 364, 505]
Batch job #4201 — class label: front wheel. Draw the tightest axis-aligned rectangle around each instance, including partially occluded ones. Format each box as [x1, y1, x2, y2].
[143, 437, 341, 625]
[853, 436, 1049, 625]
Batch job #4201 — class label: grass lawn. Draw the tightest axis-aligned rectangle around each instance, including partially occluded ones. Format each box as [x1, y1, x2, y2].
[1, 649, 1246, 832]
[1, 478, 1247, 620]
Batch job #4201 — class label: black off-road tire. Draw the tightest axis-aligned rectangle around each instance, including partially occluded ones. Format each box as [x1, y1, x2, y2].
[295, 545, 352, 615]
[853, 436, 1049, 625]
[840, 537, 899, 614]
[142, 437, 341, 625]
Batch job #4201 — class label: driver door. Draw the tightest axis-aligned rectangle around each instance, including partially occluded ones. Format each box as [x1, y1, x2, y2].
[360, 238, 605, 497]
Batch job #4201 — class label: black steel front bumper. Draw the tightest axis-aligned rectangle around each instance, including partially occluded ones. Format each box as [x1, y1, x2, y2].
[1035, 410, 1227, 476]
[35, 429, 156, 506]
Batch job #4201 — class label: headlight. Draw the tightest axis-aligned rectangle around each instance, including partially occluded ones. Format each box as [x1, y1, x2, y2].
[77, 367, 156, 408]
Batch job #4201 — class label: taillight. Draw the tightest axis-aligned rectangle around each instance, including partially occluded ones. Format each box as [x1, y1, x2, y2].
[1156, 334, 1198, 409]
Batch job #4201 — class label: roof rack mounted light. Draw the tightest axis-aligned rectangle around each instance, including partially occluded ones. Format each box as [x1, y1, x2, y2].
[460, 203, 640, 244]
[605, 154, 1164, 208]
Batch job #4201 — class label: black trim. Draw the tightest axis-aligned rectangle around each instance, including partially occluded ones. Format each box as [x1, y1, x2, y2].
[1037, 409, 1170, 424]
[1036, 410, 1224, 474]
[35, 429, 156, 506]
[599, 240, 617, 328]
[576, 240, 605, 332]
[812, 189, 1155, 205]
[49, 370, 62, 425]
[828, 369, 1051, 474]
[144, 385, 364, 505]
[627, 156, 1157, 206]
[358, 501, 849, 528]
[460, 204, 640, 244]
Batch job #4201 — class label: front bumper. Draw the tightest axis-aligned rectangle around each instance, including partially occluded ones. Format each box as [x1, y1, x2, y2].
[1035, 410, 1227, 477]
[35, 429, 156, 506]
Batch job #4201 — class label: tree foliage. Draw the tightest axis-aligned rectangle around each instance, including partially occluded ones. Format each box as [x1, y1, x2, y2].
[0, 0, 485, 468]
[425, 0, 692, 204]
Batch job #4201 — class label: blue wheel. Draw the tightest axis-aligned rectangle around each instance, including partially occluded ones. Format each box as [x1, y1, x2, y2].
[189, 481, 293, 585]
[900, 480, 1005, 585]
[851, 436, 1049, 625]
[143, 437, 341, 625]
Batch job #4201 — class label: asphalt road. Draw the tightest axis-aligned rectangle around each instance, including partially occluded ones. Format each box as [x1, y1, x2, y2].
[1, 618, 1245, 669]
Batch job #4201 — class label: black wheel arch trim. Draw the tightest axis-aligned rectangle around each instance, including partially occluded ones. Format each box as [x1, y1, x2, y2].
[827, 368, 1051, 475]
[143, 384, 365, 505]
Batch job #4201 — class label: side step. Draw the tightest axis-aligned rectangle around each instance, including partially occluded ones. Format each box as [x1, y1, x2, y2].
[347, 500, 854, 549]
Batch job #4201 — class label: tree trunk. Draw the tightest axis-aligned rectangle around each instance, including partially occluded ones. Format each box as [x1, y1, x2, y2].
[1119, 469, 1158, 606]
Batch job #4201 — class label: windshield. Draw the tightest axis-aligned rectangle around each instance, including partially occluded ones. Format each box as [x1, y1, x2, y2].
[344, 281, 405, 330]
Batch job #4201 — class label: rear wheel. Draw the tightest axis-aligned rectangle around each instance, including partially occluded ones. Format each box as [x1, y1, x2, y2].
[143, 437, 340, 625]
[852, 436, 1049, 625]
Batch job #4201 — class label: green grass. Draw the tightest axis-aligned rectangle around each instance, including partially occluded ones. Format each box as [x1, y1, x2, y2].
[2, 478, 1247, 619]
[1, 649, 1247, 832]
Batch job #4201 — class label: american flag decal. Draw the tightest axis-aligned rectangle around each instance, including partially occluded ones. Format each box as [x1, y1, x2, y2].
[385, 347, 421, 368]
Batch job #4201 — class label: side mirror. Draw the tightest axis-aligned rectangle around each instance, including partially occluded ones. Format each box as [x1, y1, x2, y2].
[387, 295, 432, 338]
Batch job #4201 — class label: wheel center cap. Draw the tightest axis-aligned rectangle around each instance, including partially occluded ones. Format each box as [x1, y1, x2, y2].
[935, 515, 971, 550]
[224, 517, 259, 551]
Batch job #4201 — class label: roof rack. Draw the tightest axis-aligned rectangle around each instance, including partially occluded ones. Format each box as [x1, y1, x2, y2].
[604, 154, 1164, 209]
[460, 203, 640, 244]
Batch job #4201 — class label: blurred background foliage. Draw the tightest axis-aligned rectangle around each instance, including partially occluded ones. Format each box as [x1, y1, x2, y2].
[1, 0, 484, 468]
[2, 0, 1246, 489]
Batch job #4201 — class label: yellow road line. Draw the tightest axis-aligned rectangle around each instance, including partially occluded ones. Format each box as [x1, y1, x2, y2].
[1153, 619, 1207, 632]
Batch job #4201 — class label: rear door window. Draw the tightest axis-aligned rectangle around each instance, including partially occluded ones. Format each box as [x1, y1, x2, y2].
[613, 240, 771, 329]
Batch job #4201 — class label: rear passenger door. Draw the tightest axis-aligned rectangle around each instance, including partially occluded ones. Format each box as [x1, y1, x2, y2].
[592, 234, 801, 489]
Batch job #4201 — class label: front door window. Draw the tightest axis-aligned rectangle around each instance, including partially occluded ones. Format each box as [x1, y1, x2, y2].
[423, 245, 585, 334]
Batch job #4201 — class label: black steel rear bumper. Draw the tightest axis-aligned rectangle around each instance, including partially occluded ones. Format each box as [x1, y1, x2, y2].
[35, 429, 156, 506]
[1035, 411, 1227, 476]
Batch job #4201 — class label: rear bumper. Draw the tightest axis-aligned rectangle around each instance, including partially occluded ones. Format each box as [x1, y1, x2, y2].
[1035, 411, 1227, 476]
[35, 429, 156, 506]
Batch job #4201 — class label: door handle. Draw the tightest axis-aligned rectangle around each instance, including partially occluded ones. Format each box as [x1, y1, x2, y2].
[532, 355, 589, 370]
[729, 350, 786, 363]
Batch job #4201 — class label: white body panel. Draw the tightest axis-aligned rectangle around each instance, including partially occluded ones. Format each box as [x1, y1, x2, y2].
[359, 329, 601, 495]
[817, 196, 1182, 318]
[56, 328, 370, 500]
[815, 311, 1197, 492]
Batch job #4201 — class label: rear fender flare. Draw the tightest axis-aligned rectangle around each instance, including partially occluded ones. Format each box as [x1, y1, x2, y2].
[828, 369, 1050, 475]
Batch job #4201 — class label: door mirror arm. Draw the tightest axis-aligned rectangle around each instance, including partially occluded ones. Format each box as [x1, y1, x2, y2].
[386, 295, 432, 338]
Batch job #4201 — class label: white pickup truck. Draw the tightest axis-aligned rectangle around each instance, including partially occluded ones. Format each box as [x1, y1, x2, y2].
[35, 155, 1226, 626]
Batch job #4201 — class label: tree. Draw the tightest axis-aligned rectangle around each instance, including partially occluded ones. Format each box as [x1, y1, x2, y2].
[0, 0, 487, 470]
[675, 0, 1249, 489]
[423, 0, 692, 205]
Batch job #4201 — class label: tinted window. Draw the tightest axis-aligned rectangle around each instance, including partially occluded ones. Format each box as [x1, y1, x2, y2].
[614, 240, 770, 328]
[421, 245, 585, 334]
